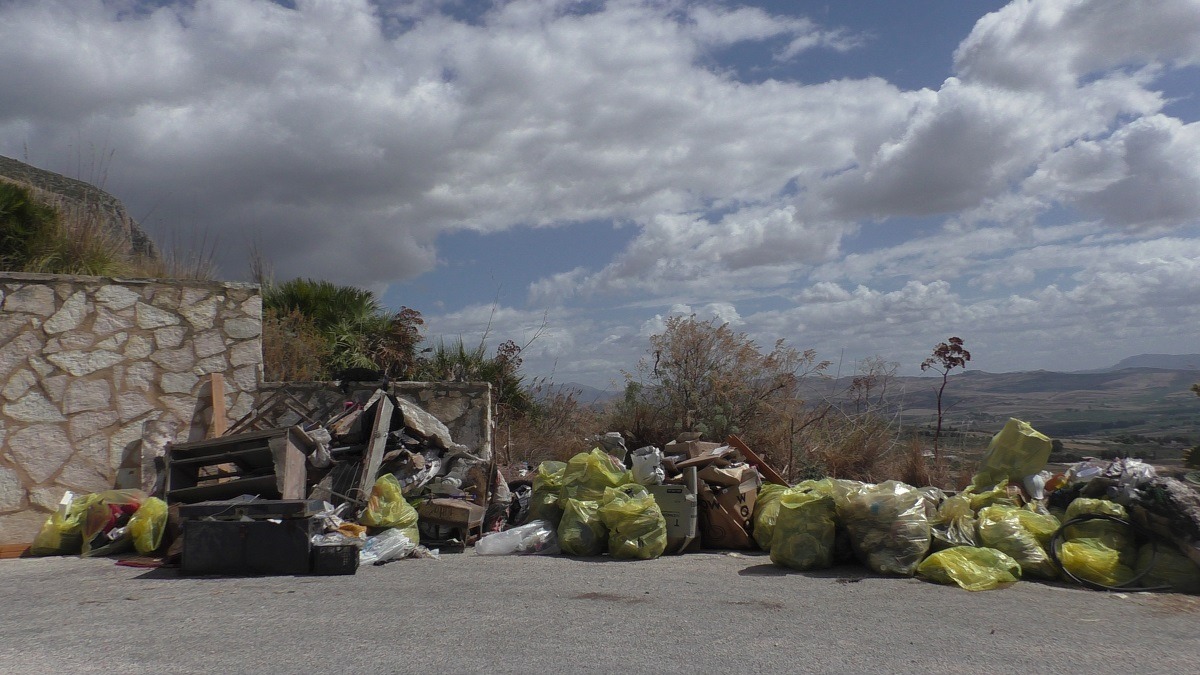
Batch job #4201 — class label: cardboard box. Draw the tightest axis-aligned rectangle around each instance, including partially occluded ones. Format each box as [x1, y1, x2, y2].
[696, 482, 755, 550]
[714, 466, 761, 530]
[665, 439, 724, 459]
[649, 476, 698, 555]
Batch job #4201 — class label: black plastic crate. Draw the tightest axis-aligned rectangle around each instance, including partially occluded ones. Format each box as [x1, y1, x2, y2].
[311, 545, 360, 575]
[181, 518, 317, 576]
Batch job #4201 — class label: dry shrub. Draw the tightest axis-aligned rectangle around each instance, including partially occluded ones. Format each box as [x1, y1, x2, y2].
[261, 307, 331, 381]
[502, 382, 600, 467]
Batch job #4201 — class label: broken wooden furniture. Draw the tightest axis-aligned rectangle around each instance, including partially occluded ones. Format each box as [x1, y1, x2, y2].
[165, 426, 316, 504]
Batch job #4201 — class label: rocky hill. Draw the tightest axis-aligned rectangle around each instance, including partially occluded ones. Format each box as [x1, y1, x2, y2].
[0, 154, 158, 261]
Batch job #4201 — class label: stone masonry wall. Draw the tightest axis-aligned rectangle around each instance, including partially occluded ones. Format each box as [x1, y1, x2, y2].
[0, 272, 262, 544]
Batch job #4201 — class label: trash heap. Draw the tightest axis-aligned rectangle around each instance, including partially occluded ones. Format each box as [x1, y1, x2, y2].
[476, 420, 1200, 595]
[26, 388, 495, 575]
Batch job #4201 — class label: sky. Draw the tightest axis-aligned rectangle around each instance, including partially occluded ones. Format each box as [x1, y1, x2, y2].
[2, 0, 1200, 392]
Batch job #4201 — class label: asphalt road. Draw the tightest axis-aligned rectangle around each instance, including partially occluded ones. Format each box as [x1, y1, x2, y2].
[1, 551, 1197, 674]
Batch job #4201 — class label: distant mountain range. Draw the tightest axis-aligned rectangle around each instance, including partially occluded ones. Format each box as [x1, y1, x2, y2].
[545, 354, 1200, 441]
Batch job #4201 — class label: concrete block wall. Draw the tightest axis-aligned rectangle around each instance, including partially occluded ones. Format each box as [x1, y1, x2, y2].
[0, 272, 262, 544]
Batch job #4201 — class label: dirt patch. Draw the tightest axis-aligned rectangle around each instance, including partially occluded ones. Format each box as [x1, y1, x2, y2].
[572, 591, 648, 604]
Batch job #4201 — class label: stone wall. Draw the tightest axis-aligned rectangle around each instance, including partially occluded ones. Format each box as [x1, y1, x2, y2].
[0, 272, 262, 544]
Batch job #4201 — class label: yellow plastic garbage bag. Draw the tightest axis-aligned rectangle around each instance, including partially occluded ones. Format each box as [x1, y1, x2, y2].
[752, 483, 789, 552]
[81, 489, 146, 557]
[918, 546, 1023, 591]
[558, 498, 607, 556]
[1136, 543, 1200, 593]
[977, 505, 1059, 579]
[967, 481, 1017, 512]
[769, 491, 837, 571]
[360, 474, 420, 544]
[969, 419, 1052, 492]
[838, 480, 931, 576]
[598, 485, 666, 560]
[1061, 538, 1135, 588]
[128, 497, 169, 555]
[1063, 499, 1134, 553]
[561, 449, 632, 503]
[30, 493, 102, 556]
[528, 460, 567, 527]
[932, 492, 978, 551]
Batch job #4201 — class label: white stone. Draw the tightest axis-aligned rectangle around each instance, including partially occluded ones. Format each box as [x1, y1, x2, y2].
[28, 355, 53, 378]
[135, 301, 179, 329]
[0, 313, 29, 344]
[149, 347, 195, 373]
[0, 466, 23, 511]
[57, 331, 96, 351]
[58, 459, 110, 493]
[0, 331, 40, 381]
[40, 376, 68, 405]
[95, 285, 141, 310]
[161, 371, 200, 395]
[2, 368, 36, 401]
[180, 297, 220, 330]
[68, 411, 119, 441]
[43, 290, 89, 334]
[229, 341, 262, 367]
[9, 425, 72, 483]
[160, 395, 199, 425]
[117, 392, 156, 422]
[155, 325, 187, 349]
[124, 362, 155, 392]
[232, 364, 260, 392]
[110, 425, 143, 468]
[240, 294, 262, 317]
[3, 392, 66, 422]
[229, 392, 255, 420]
[2, 284, 55, 315]
[46, 350, 123, 376]
[124, 335, 153, 359]
[181, 287, 210, 307]
[193, 356, 228, 375]
[92, 307, 133, 334]
[150, 286, 180, 308]
[95, 332, 128, 350]
[42, 337, 62, 355]
[30, 486, 67, 511]
[193, 330, 226, 358]
[63, 379, 111, 414]
[224, 317, 261, 339]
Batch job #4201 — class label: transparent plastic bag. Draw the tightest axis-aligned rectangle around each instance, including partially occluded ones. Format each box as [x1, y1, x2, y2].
[1061, 539, 1135, 588]
[838, 480, 930, 576]
[769, 491, 836, 571]
[128, 497, 169, 555]
[969, 418, 1052, 491]
[1063, 499, 1134, 553]
[561, 449, 632, 503]
[598, 485, 666, 560]
[931, 492, 978, 550]
[359, 474, 420, 544]
[359, 528, 416, 564]
[81, 489, 146, 557]
[528, 460, 567, 527]
[976, 505, 1060, 579]
[752, 483, 790, 551]
[475, 520, 559, 555]
[30, 493, 100, 556]
[917, 546, 1022, 591]
[558, 498, 607, 556]
[1136, 543, 1200, 593]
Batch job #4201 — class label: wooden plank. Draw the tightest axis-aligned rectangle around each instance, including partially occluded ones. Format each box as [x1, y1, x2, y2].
[0, 543, 31, 559]
[726, 435, 789, 486]
[167, 475, 280, 503]
[269, 428, 309, 500]
[208, 373, 227, 438]
[356, 394, 394, 503]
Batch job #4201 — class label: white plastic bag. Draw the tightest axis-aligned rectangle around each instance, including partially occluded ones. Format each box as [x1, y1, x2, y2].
[474, 520, 559, 555]
[631, 446, 665, 486]
[359, 528, 416, 565]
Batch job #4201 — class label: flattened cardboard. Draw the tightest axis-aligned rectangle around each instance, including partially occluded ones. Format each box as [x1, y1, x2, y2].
[696, 482, 754, 550]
